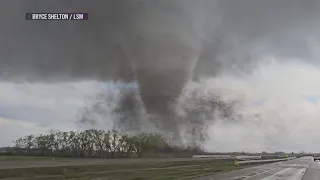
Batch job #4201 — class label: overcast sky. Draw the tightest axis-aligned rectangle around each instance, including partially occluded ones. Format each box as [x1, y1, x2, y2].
[202, 58, 320, 153]
[0, 81, 100, 146]
[2, 58, 320, 153]
[2, 0, 320, 153]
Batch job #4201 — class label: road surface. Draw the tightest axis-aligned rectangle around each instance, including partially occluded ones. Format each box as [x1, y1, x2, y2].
[198, 156, 319, 180]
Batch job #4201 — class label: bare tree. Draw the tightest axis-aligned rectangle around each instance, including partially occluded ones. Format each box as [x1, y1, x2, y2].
[11, 128, 205, 158]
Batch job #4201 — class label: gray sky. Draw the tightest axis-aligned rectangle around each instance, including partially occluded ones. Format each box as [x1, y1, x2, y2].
[2, 61, 320, 152]
[1, 0, 320, 152]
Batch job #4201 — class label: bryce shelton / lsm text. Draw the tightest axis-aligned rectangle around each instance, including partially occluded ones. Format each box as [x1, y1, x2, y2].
[26, 13, 88, 20]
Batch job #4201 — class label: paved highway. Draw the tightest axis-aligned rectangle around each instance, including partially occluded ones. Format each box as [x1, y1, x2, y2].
[198, 157, 318, 180]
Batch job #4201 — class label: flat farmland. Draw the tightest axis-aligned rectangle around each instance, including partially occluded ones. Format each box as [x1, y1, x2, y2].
[0, 156, 238, 180]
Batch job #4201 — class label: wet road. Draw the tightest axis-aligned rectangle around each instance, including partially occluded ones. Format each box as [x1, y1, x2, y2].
[198, 157, 319, 180]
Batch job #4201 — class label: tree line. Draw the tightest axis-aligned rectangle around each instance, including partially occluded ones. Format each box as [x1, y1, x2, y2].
[10, 129, 204, 158]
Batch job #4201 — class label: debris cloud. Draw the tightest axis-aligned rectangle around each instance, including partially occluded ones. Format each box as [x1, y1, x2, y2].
[1, 0, 320, 148]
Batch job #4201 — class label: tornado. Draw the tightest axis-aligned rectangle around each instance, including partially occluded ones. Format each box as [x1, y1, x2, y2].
[0, 0, 220, 134]
[1, 0, 320, 144]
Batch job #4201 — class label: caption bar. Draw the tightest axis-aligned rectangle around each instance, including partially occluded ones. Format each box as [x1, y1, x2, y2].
[26, 13, 88, 20]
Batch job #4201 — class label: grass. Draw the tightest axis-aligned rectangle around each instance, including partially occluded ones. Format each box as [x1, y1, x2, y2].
[0, 159, 240, 180]
[0, 156, 72, 162]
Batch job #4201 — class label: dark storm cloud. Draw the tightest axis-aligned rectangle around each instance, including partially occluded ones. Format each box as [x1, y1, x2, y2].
[1, 0, 320, 144]
[218, 0, 320, 61]
[1, 0, 320, 80]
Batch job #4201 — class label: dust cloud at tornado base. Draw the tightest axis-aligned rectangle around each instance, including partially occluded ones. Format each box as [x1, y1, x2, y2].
[1, 0, 320, 150]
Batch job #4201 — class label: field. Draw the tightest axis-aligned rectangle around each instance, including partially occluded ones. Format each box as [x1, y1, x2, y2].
[0, 156, 240, 180]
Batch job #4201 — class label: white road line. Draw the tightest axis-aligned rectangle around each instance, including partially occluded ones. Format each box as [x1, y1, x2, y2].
[282, 168, 306, 180]
[241, 165, 286, 179]
[228, 166, 285, 180]
[295, 168, 306, 180]
[240, 161, 286, 171]
[259, 168, 292, 180]
[217, 158, 310, 180]
[218, 165, 285, 180]
[260, 167, 306, 180]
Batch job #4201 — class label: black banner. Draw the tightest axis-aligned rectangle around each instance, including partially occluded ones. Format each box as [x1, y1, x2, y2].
[26, 13, 88, 20]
